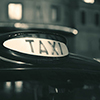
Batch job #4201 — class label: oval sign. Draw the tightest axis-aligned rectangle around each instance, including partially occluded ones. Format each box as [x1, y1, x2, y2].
[3, 38, 68, 57]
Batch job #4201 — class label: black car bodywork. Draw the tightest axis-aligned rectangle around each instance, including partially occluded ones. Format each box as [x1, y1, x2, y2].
[0, 30, 100, 100]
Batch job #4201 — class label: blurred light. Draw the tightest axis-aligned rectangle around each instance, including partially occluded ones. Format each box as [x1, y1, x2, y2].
[55, 88, 58, 93]
[67, 79, 71, 83]
[15, 81, 23, 92]
[14, 23, 78, 35]
[15, 81, 23, 88]
[93, 58, 100, 63]
[83, 85, 89, 89]
[83, 0, 95, 4]
[72, 29, 78, 35]
[47, 25, 78, 35]
[5, 82, 11, 89]
[8, 3, 22, 20]
[15, 68, 26, 70]
[0, 56, 32, 65]
[83, 85, 93, 89]
[14, 23, 29, 29]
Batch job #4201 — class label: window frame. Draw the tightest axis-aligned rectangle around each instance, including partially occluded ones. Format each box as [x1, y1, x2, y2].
[81, 11, 86, 25]
[95, 13, 99, 26]
[51, 5, 60, 22]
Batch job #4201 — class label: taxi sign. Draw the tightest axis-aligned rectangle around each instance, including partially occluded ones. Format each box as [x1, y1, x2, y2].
[3, 38, 68, 57]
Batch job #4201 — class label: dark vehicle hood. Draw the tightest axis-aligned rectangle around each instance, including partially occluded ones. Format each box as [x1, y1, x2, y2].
[0, 30, 99, 85]
[0, 52, 99, 83]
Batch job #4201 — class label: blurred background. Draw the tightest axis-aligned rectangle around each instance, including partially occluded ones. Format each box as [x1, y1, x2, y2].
[0, 0, 100, 59]
[0, 0, 100, 100]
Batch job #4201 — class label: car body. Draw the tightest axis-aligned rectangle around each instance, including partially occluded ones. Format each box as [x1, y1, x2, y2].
[0, 30, 100, 100]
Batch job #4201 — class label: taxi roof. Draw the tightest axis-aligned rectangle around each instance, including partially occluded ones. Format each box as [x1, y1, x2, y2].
[0, 30, 99, 82]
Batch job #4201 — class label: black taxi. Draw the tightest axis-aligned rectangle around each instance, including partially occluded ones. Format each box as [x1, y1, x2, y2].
[0, 30, 100, 100]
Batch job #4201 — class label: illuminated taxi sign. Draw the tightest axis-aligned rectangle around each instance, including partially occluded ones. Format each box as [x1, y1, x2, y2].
[3, 38, 68, 57]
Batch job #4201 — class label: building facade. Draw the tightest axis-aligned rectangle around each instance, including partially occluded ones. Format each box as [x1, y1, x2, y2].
[74, 0, 100, 58]
[0, 0, 77, 28]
